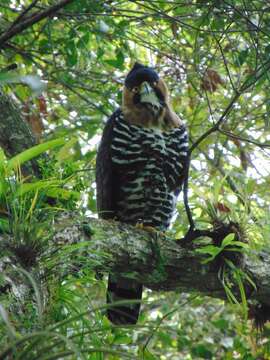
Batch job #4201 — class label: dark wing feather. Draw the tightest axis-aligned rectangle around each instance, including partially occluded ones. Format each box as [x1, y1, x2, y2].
[96, 110, 120, 219]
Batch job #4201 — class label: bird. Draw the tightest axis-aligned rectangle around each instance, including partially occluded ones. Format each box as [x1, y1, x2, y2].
[96, 62, 188, 325]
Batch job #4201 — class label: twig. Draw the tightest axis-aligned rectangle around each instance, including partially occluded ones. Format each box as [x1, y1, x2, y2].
[213, 33, 236, 92]
[54, 78, 110, 116]
[0, 0, 75, 49]
[218, 128, 270, 148]
[189, 91, 241, 154]
[130, 0, 260, 34]
[199, 147, 246, 207]
[5, 0, 40, 31]
[143, 295, 198, 352]
[190, 55, 270, 154]
[223, 0, 270, 38]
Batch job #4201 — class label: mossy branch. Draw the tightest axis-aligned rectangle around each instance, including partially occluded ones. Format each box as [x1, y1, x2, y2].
[31, 214, 270, 307]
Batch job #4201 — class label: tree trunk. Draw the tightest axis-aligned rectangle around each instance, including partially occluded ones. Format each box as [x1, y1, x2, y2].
[0, 88, 41, 177]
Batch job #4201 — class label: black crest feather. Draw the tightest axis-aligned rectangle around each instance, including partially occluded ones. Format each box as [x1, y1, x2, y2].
[125, 62, 159, 89]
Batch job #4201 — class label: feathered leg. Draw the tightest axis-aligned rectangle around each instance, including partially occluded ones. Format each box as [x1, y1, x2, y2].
[107, 274, 143, 325]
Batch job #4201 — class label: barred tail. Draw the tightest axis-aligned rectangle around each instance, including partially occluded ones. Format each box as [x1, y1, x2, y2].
[106, 274, 143, 325]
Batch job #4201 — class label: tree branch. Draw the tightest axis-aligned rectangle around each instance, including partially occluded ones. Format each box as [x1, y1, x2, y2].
[218, 128, 270, 148]
[190, 54, 270, 154]
[0, 0, 75, 49]
[1, 215, 269, 308]
[52, 216, 270, 307]
[189, 91, 241, 154]
[5, 0, 40, 32]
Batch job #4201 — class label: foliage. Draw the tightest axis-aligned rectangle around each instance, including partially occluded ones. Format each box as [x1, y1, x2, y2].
[1, 0, 270, 358]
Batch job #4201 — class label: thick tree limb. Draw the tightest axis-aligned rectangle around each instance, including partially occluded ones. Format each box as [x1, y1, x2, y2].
[54, 216, 270, 307]
[1, 215, 269, 308]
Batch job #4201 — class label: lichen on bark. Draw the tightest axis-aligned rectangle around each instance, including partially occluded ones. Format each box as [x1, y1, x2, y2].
[0, 87, 41, 177]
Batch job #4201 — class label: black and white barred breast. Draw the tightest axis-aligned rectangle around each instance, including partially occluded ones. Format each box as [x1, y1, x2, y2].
[111, 110, 188, 230]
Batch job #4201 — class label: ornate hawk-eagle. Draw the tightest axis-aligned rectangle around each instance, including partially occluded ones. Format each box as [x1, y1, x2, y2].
[96, 63, 188, 324]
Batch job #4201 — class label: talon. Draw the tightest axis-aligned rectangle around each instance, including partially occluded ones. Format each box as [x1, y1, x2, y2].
[135, 223, 158, 234]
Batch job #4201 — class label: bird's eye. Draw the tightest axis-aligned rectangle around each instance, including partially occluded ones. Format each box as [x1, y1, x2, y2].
[152, 81, 158, 87]
[132, 87, 139, 93]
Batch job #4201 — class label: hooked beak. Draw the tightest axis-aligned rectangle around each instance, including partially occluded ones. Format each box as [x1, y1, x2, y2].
[140, 82, 161, 115]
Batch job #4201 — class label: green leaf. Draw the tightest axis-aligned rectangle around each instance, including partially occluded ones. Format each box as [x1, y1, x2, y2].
[105, 50, 125, 69]
[77, 33, 90, 48]
[7, 138, 66, 173]
[55, 137, 78, 162]
[46, 187, 80, 200]
[196, 245, 222, 263]
[139, 348, 158, 360]
[15, 180, 60, 196]
[236, 49, 249, 66]
[221, 233, 235, 248]
[192, 344, 213, 359]
[226, 241, 249, 249]
[113, 334, 132, 345]
[0, 149, 6, 174]
[196, 245, 221, 257]
[211, 17, 225, 30]
[15, 179, 79, 200]
[0, 218, 9, 233]
[66, 41, 78, 67]
[212, 318, 228, 330]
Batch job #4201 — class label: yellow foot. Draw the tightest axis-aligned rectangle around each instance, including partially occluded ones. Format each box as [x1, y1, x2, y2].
[135, 223, 164, 235]
[135, 223, 156, 233]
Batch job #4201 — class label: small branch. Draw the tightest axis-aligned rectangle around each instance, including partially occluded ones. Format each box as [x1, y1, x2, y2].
[0, 0, 75, 49]
[218, 128, 270, 148]
[54, 78, 110, 116]
[223, 0, 270, 38]
[199, 147, 245, 204]
[189, 90, 241, 154]
[190, 54, 270, 154]
[213, 33, 237, 92]
[5, 0, 40, 31]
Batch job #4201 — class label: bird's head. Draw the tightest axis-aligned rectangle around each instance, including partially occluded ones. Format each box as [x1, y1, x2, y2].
[122, 63, 176, 128]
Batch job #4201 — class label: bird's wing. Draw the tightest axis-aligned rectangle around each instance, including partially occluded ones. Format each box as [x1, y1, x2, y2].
[96, 109, 120, 220]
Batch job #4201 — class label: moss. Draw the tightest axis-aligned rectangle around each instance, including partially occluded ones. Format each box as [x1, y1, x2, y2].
[81, 223, 94, 238]
[148, 233, 167, 283]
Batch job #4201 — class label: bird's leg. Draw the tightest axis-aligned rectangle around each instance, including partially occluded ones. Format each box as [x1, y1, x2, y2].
[135, 223, 165, 236]
[135, 222, 157, 233]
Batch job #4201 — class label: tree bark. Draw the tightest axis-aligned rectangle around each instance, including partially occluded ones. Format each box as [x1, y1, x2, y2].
[52, 216, 270, 307]
[1, 214, 268, 308]
[0, 88, 41, 177]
